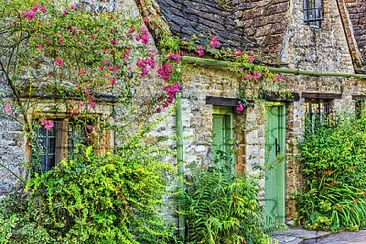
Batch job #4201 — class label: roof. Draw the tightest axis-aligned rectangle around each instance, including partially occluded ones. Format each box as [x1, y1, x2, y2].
[154, 0, 290, 56]
[346, 0, 366, 68]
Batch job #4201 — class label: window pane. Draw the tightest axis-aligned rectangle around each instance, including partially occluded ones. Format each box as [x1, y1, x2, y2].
[47, 155, 56, 171]
[49, 138, 56, 154]
[305, 100, 331, 133]
[68, 121, 88, 159]
[32, 120, 60, 174]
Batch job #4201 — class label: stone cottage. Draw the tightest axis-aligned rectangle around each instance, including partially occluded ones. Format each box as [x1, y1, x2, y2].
[134, 0, 366, 224]
[1, 0, 366, 227]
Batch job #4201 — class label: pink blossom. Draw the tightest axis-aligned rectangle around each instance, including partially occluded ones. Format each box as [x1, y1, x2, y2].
[63, 9, 69, 14]
[90, 102, 96, 109]
[239, 68, 244, 73]
[92, 34, 97, 39]
[70, 4, 76, 10]
[59, 39, 65, 44]
[55, 58, 64, 67]
[36, 33, 41, 37]
[110, 39, 118, 45]
[45, 120, 54, 130]
[78, 68, 86, 76]
[157, 64, 174, 80]
[4, 103, 12, 115]
[143, 17, 149, 23]
[156, 107, 162, 113]
[87, 125, 93, 131]
[114, 66, 121, 72]
[124, 48, 131, 62]
[110, 78, 117, 85]
[162, 83, 183, 106]
[56, 32, 62, 37]
[104, 59, 109, 65]
[32, 4, 39, 12]
[136, 54, 156, 76]
[178, 50, 184, 56]
[109, 50, 114, 55]
[134, 27, 149, 45]
[253, 71, 262, 80]
[230, 68, 234, 72]
[128, 28, 135, 34]
[210, 36, 220, 47]
[108, 66, 114, 71]
[22, 10, 35, 20]
[197, 46, 204, 57]
[248, 56, 255, 63]
[37, 45, 43, 50]
[274, 75, 283, 83]
[40, 118, 47, 125]
[236, 104, 245, 112]
[99, 65, 105, 70]
[235, 50, 243, 56]
[140, 27, 149, 45]
[167, 53, 181, 63]
[41, 6, 47, 13]
[244, 74, 252, 80]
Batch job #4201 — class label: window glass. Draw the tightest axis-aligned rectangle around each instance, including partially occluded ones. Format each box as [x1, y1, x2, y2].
[32, 121, 59, 173]
[304, 0, 324, 27]
[68, 120, 89, 160]
[212, 107, 234, 171]
[305, 99, 332, 133]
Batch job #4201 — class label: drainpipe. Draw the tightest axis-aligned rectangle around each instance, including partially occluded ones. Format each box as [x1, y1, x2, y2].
[176, 92, 185, 241]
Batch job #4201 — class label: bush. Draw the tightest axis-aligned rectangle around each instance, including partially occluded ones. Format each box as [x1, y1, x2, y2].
[297, 116, 366, 231]
[0, 143, 175, 243]
[179, 166, 272, 244]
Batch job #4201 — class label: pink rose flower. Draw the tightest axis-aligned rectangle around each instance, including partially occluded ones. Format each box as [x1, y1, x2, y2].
[210, 36, 220, 47]
[197, 46, 204, 57]
[4, 103, 12, 115]
[236, 104, 245, 111]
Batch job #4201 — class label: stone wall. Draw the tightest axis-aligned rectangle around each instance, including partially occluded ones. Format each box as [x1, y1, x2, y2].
[0, 118, 26, 196]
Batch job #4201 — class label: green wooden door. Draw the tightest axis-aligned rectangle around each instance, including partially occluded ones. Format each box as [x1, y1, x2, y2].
[264, 103, 286, 224]
[212, 107, 234, 171]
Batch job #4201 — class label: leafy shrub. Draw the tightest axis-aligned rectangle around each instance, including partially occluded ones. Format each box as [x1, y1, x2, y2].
[0, 143, 175, 243]
[297, 116, 366, 231]
[179, 166, 272, 244]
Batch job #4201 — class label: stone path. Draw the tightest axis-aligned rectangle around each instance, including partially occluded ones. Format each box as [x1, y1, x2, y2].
[273, 228, 366, 244]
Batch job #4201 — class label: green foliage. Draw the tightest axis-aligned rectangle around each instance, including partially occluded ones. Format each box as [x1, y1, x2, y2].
[0, 141, 175, 243]
[179, 166, 272, 244]
[297, 115, 366, 231]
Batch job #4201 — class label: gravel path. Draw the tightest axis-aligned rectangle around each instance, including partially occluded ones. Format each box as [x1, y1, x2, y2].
[273, 228, 366, 244]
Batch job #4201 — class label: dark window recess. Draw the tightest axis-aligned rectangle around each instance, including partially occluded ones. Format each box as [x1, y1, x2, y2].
[304, 0, 324, 27]
[305, 100, 332, 133]
[355, 100, 365, 119]
[32, 121, 59, 173]
[68, 122, 88, 160]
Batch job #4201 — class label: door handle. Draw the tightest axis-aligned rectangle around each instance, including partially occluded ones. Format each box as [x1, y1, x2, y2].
[275, 138, 280, 155]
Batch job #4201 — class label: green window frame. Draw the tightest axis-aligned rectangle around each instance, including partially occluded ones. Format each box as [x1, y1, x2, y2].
[212, 106, 234, 170]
